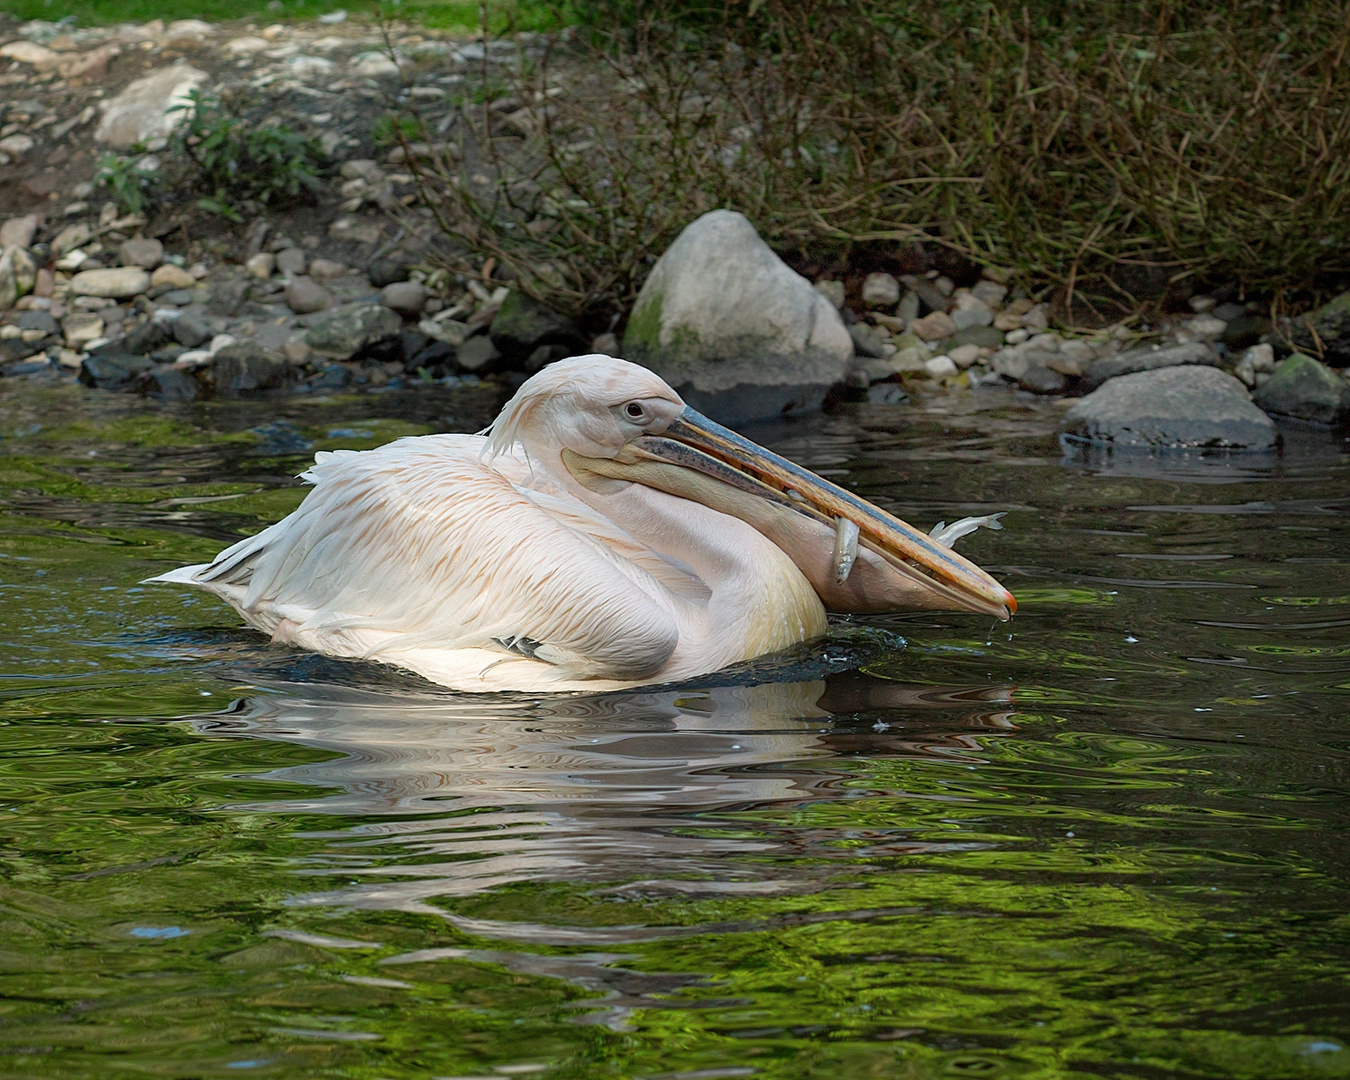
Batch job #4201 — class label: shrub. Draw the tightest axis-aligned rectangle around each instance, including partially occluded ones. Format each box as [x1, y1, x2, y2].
[408, 0, 1350, 322]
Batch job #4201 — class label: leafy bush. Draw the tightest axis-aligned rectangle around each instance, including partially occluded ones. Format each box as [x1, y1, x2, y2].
[172, 90, 327, 216]
[94, 152, 160, 217]
[410, 0, 1350, 321]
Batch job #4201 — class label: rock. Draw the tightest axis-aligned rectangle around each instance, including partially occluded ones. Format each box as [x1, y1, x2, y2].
[1062, 366, 1278, 451]
[308, 258, 348, 281]
[211, 342, 290, 395]
[849, 322, 891, 359]
[62, 312, 106, 348]
[814, 280, 845, 309]
[1222, 313, 1270, 351]
[457, 335, 502, 372]
[151, 264, 196, 290]
[1289, 292, 1350, 365]
[0, 134, 35, 160]
[489, 290, 580, 363]
[52, 224, 93, 257]
[947, 344, 982, 369]
[991, 335, 1059, 381]
[304, 302, 401, 360]
[896, 291, 920, 324]
[948, 325, 1003, 350]
[139, 367, 200, 401]
[79, 353, 153, 390]
[118, 237, 163, 269]
[70, 267, 151, 300]
[94, 63, 208, 149]
[622, 210, 852, 422]
[245, 252, 276, 279]
[926, 355, 958, 377]
[328, 217, 383, 245]
[115, 318, 173, 355]
[1022, 304, 1050, 332]
[284, 276, 333, 315]
[282, 340, 313, 365]
[971, 280, 1007, 308]
[909, 279, 949, 315]
[1234, 343, 1276, 388]
[1188, 295, 1217, 313]
[862, 273, 900, 308]
[1178, 314, 1226, 342]
[172, 313, 212, 349]
[0, 215, 39, 252]
[0, 42, 59, 68]
[591, 332, 620, 355]
[950, 290, 994, 330]
[906, 310, 958, 343]
[0, 247, 37, 308]
[368, 257, 411, 288]
[209, 278, 250, 317]
[380, 281, 428, 317]
[1251, 353, 1350, 426]
[310, 364, 354, 390]
[1212, 302, 1246, 322]
[16, 311, 57, 336]
[1080, 341, 1217, 393]
[275, 248, 308, 277]
[1017, 363, 1066, 394]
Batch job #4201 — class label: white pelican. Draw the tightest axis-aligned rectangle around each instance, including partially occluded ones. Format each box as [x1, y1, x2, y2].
[149, 355, 1015, 692]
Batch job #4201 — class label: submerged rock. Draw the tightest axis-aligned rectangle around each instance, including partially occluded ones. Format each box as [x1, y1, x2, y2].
[622, 210, 852, 423]
[211, 342, 290, 395]
[1062, 366, 1279, 451]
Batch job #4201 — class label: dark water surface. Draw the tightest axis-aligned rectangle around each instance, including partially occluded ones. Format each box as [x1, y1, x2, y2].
[1, 379, 1348, 1080]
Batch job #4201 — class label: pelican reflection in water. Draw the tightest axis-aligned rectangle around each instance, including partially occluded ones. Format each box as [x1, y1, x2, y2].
[152, 356, 1014, 691]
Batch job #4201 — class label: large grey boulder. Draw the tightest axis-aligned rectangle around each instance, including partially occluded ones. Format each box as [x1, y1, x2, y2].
[1252, 353, 1350, 426]
[95, 63, 208, 149]
[1079, 341, 1217, 393]
[1290, 292, 1350, 366]
[623, 210, 852, 423]
[1062, 366, 1278, 451]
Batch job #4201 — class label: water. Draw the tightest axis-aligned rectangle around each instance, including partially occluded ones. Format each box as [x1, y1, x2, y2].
[1, 379, 1348, 1079]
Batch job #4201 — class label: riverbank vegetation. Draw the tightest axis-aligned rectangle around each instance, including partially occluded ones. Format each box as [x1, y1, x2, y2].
[407, 0, 1350, 323]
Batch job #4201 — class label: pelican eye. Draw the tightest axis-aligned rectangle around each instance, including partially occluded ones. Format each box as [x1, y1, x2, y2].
[624, 402, 646, 421]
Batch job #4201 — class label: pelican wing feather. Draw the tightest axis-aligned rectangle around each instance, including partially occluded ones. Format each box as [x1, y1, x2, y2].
[151, 435, 685, 683]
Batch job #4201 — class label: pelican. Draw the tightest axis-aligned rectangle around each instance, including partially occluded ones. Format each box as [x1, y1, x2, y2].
[149, 355, 1015, 692]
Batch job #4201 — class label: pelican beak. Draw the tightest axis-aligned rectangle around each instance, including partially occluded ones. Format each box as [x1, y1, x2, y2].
[630, 407, 1017, 621]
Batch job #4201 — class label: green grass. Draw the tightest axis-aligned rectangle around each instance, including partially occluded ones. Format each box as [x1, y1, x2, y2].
[5, 0, 569, 31]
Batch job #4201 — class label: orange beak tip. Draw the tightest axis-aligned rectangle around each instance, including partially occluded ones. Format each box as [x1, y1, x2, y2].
[1003, 590, 1018, 616]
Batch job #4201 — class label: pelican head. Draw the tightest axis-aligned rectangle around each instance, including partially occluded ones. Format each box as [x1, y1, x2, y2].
[486, 355, 1016, 621]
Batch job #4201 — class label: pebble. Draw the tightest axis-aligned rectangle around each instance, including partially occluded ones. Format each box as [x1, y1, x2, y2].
[1, 215, 39, 251]
[62, 312, 105, 347]
[971, 280, 1007, 308]
[118, 237, 163, 269]
[284, 276, 333, 314]
[926, 355, 958, 377]
[0, 134, 35, 160]
[275, 247, 308, 277]
[149, 264, 196, 289]
[862, 273, 900, 308]
[245, 252, 276, 279]
[282, 340, 313, 365]
[1177, 314, 1226, 342]
[308, 258, 348, 281]
[69, 267, 151, 299]
[172, 313, 212, 348]
[947, 344, 982, 369]
[1234, 343, 1275, 388]
[950, 290, 994, 330]
[380, 281, 428, 316]
[814, 280, 845, 309]
[908, 311, 957, 341]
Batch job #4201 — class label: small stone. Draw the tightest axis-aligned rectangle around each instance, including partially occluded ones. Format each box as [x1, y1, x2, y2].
[368, 257, 410, 288]
[281, 340, 313, 365]
[172, 313, 212, 348]
[934, 276, 955, 297]
[1212, 302, 1246, 322]
[861, 273, 900, 308]
[926, 355, 958, 377]
[63, 312, 106, 348]
[209, 334, 237, 354]
[150, 263, 196, 289]
[308, 258, 348, 281]
[118, 237, 163, 269]
[1178, 314, 1226, 342]
[910, 279, 949, 315]
[139, 366, 200, 401]
[328, 217, 383, 245]
[1022, 304, 1049, 332]
[947, 344, 982, 369]
[245, 252, 276, 279]
[115, 318, 173, 356]
[591, 332, 619, 355]
[1252, 353, 1350, 426]
[380, 281, 428, 317]
[275, 247, 308, 277]
[950, 290, 994, 330]
[284, 276, 333, 315]
[0, 134, 35, 160]
[70, 267, 152, 299]
[814, 280, 845, 309]
[908, 310, 958, 342]
[971, 280, 1007, 309]
[896, 292, 920, 324]
[993, 309, 1024, 332]
[1222, 312, 1272, 351]
[0, 247, 36, 308]
[849, 322, 891, 359]
[1018, 363, 1066, 394]
[0, 215, 39, 251]
[1004, 327, 1029, 345]
[1234, 343, 1275, 388]
[1188, 295, 1216, 313]
[16, 311, 57, 336]
[948, 325, 1004, 350]
[456, 334, 502, 372]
